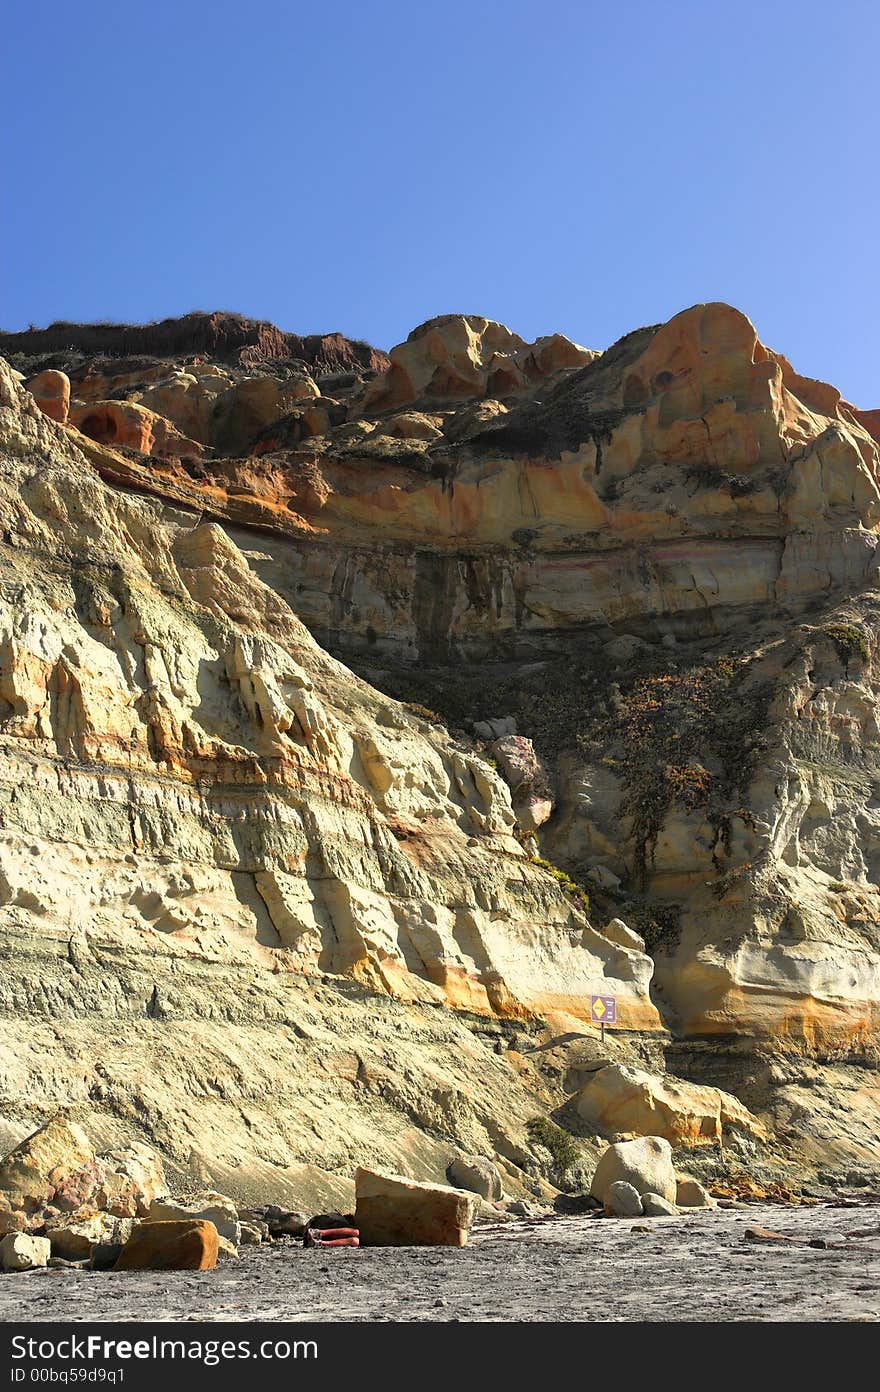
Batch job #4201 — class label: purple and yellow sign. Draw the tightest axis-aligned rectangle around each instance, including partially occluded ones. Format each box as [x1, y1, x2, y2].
[590, 994, 617, 1025]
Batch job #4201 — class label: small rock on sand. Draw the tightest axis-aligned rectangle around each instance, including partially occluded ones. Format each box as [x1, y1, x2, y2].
[642, 1193, 678, 1217]
[605, 1182, 644, 1217]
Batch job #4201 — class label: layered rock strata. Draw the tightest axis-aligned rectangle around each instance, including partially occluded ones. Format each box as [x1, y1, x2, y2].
[2, 299, 880, 1191]
[0, 357, 657, 1198]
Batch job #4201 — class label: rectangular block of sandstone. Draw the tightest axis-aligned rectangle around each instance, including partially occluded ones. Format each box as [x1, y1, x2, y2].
[114, 1219, 219, 1271]
[355, 1167, 478, 1247]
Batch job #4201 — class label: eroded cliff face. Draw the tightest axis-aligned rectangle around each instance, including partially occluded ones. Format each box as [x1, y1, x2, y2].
[0, 357, 658, 1201]
[10, 303, 877, 663]
[2, 300, 879, 1194]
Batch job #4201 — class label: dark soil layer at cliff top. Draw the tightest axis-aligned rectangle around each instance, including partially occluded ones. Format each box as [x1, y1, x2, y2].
[0, 311, 389, 378]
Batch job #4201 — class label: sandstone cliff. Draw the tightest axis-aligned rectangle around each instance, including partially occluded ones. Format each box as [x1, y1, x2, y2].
[0, 355, 656, 1204]
[2, 302, 879, 1200]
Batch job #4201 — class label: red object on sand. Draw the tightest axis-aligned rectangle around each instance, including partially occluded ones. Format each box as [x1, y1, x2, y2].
[305, 1226, 360, 1248]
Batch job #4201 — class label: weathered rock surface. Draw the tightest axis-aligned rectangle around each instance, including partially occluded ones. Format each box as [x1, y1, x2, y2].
[601, 919, 646, 953]
[363, 314, 594, 412]
[355, 1166, 478, 1247]
[604, 1180, 643, 1216]
[147, 1193, 240, 1244]
[447, 1154, 504, 1200]
[490, 735, 554, 832]
[97, 1144, 167, 1217]
[69, 400, 204, 460]
[114, 1219, 219, 1271]
[0, 1115, 94, 1213]
[590, 1137, 678, 1206]
[0, 1115, 166, 1228]
[0, 1232, 50, 1271]
[1, 295, 879, 1192]
[575, 1063, 764, 1146]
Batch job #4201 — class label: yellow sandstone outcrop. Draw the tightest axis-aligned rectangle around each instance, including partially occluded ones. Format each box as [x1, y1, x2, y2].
[4, 295, 880, 1187]
[363, 314, 595, 412]
[575, 1063, 765, 1146]
[0, 355, 662, 1197]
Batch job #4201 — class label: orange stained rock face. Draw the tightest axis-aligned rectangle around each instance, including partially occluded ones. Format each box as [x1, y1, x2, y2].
[363, 955, 664, 1030]
[9, 307, 880, 1196]
[575, 1062, 765, 1147]
[708, 1176, 818, 1205]
[24, 300, 873, 607]
[852, 407, 880, 444]
[669, 977, 879, 1052]
[68, 431, 322, 537]
[68, 400, 204, 460]
[342, 928, 661, 1028]
[114, 1219, 219, 1271]
[26, 370, 70, 424]
[352, 956, 499, 1016]
[503, 989, 658, 1032]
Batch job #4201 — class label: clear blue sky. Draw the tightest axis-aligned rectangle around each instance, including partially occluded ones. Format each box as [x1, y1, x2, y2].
[3, 1, 877, 404]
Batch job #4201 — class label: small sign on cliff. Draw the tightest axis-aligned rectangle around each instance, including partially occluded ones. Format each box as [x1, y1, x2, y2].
[590, 994, 616, 1041]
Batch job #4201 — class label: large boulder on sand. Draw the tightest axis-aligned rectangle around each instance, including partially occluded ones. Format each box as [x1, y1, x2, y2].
[114, 1220, 219, 1271]
[355, 1167, 479, 1247]
[1, 1232, 51, 1271]
[642, 1192, 678, 1216]
[676, 1177, 717, 1209]
[590, 1137, 677, 1206]
[447, 1154, 504, 1201]
[258, 1206, 309, 1237]
[0, 1114, 94, 1213]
